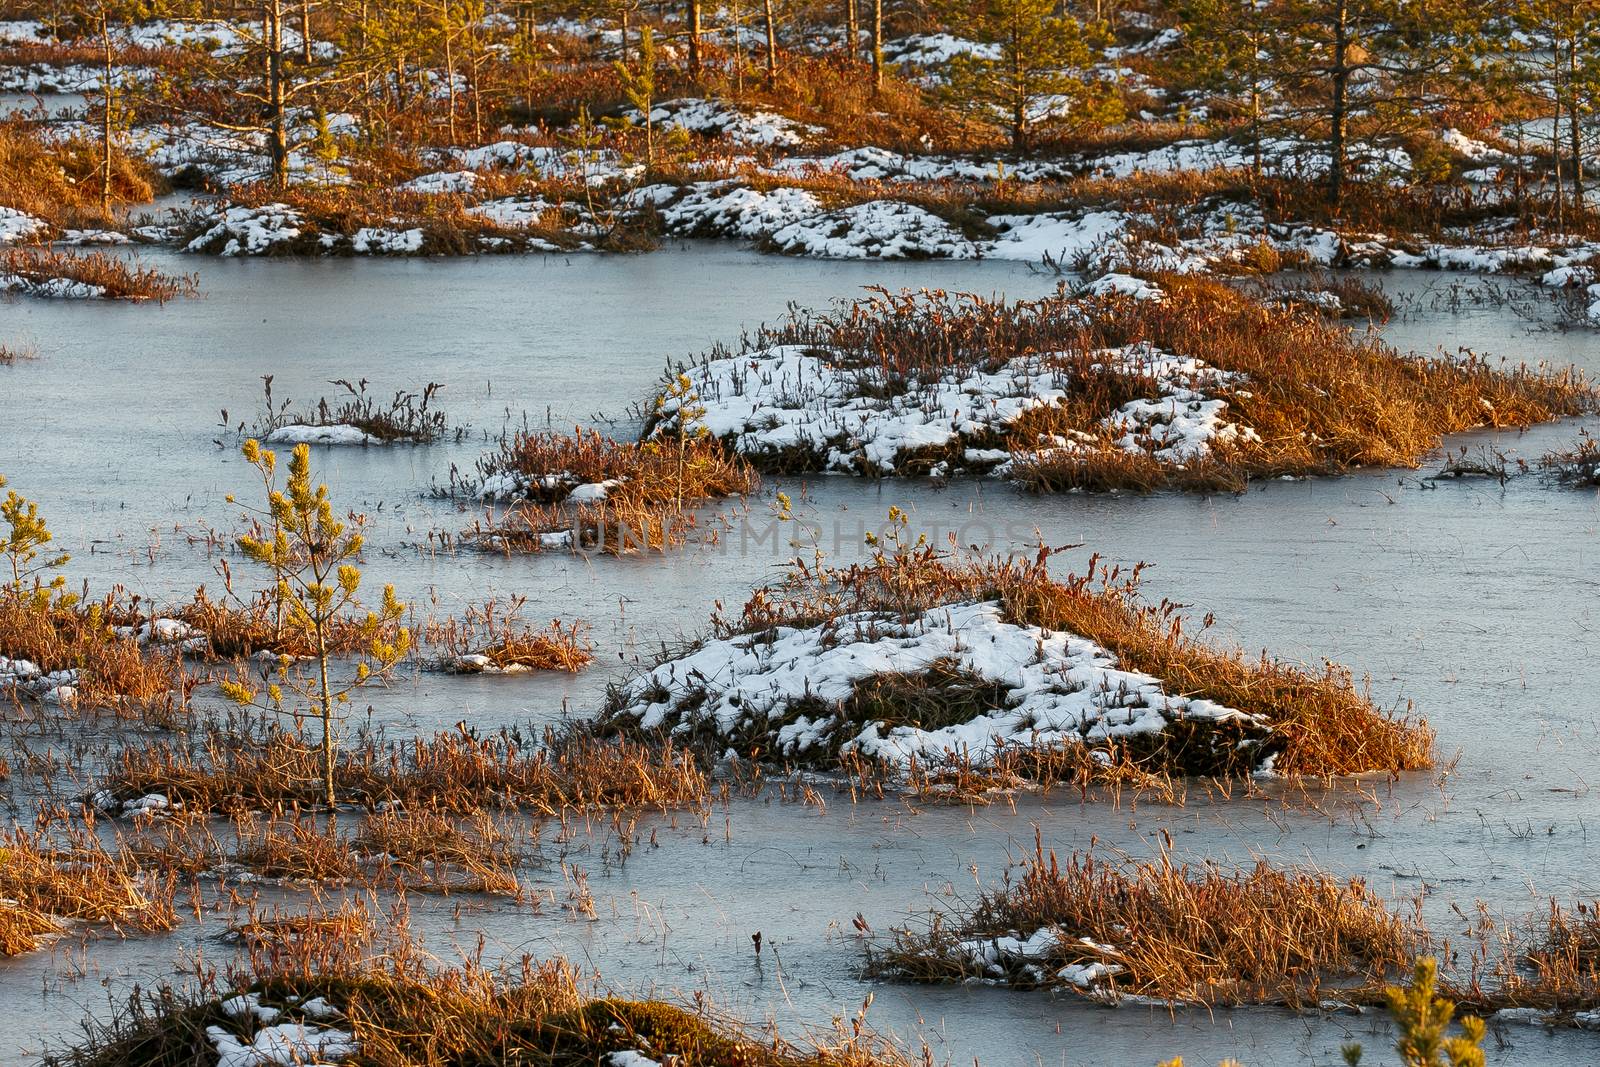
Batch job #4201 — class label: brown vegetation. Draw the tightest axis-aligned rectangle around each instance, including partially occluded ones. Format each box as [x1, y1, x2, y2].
[0, 120, 156, 228]
[684, 282, 1592, 491]
[0, 592, 188, 711]
[0, 822, 178, 956]
[1541, 435, 1600, 487]
[0, 247, 195, 302]
[424, 597, 593, 673]
[43, 898, 909, 1067]
[606, 536, 1433, 784]
[874, 836, 1421, 1008]
[102, 723, 707, 817]
[245, 375, 452, 443]
[460, 426, 756, 555]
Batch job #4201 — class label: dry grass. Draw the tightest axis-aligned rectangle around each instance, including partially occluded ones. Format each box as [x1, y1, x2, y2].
[42, 903, 909, 1067]
[226, 808, 523, 895]
[874, 836, 1421, 1009]
[424, 597, 593, 673]
[1478, 901, 1600, 1014]
[0, 341, 38, 364]
[102, 723, 707, 817]
[1541, 435, 1600, 487]
[0, 247, 195, 302]
[246, 375, 452, 443]
[0, 119, 156, 227]
[1264, 272, 1397, 322]
[1064, 275, 1589, 485]
[878, 850, 1600, 1025]
[459, 426, 756, 556]
[0, 821, 178, 956]
[0, 592, 188, 711]
[691, 281, 1591, 491]
[172, 586, 393, 659]
[712, 540, 1434, 779]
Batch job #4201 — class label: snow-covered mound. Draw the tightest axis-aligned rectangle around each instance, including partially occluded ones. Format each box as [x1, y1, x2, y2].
[636, 182, 826, 241]
[396, 169, 481, 194]
[882, 33, 1001, 65]
[0, 273, 105, 299]
[655, 338, 1255, 477]
[0, 206, 48, 244]
[206, 992, 356, 1067]
[637, 182, 981, 258]
[765, 200, 979, 259]
[264, 424, 383, 445]
[0, 656, 78, 704]
[185, 203, 306, 256]
[604, 600, 1273, 772]
[634, 98, 821, 147]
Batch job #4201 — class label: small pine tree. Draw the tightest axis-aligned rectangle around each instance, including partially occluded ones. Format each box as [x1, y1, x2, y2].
[941, 0, 1122, 152]
[0, 474, 72, 607]
[309, 106, 341, 181]
[1343, 957, 1487, 1067]
[652, 374, 708, 510]
[614, 25, 657, 167]
[220, 441, 410, 811]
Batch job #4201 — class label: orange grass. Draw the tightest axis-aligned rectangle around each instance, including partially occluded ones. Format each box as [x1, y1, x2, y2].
[0, 821, 178, 956]
[460, 427, 756, 556]
[693, 282, 1591, 490]
[424, 597, 593, 672]
[0, 593, 188, 711]
[722, 540, 1434, 778]
[874, 835, 1422, 1009]
[103, 723, 708, 816]
[1, 247, 195, 302]
[43, 907, 910, 1067]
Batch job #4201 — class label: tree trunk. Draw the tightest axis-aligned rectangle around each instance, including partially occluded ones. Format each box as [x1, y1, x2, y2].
[763, 0, 777, 90]
[443, 0, 458, 145]
[267, 0, 288, 187]
[1554, 42, 1565, 231]
[621, 6, 630, 65]
[99, 8, 113, 217]
[870, 0, 882, 92]
[1011, 29, 1025, 153]
[1249, 31, 1261, 180]
[688, 0, 702, 73]
[315, 624, 335, 812]
[1570, 36, 1584, 218]
[1514, 118, 1525, 219]
[301, 0, 312, 62]
[845, 0, 857, 59]
[470, 49, 483, 142]
[520, 5, 538, 116]
[1327, 0, 1349, 209]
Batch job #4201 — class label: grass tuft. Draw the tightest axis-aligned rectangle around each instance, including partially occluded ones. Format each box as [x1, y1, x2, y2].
[1, 247, 196, 302]
[873, 835, 1421, 1009]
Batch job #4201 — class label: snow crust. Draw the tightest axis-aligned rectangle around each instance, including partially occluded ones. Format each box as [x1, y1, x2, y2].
[0, 656, 79, 704]
[0, 206, 48, 243]
[206, 993, 356, 1067]
[635, 98, 820, 147]
[186, 204, 304, 256]
[662, 338, 1253, 477]
[608, 600, 1269, 769]
[264, 424, 382, 446]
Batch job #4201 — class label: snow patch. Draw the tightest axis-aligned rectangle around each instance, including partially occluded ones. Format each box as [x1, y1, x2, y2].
[607, 600, 1272, 771]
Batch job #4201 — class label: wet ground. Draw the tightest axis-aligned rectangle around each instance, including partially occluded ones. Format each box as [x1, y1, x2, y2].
[2, 243, 1599, 1065]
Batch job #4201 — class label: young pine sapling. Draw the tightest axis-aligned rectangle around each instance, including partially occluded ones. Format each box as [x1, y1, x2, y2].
[220, 441, 410, 810]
